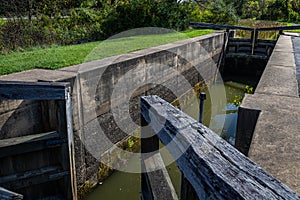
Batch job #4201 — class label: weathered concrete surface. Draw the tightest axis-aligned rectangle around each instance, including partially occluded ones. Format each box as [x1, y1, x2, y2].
[0, 69, 76, 82]
[0, 33, 225, 187]
[293, 35, 300, 94]
[254, 64, 298, 96]
[236, 35, 300, 195]
[240, 94, 300, 194]
[255, 35, 298, 97]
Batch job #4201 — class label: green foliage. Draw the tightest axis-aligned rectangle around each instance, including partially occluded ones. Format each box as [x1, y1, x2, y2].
[181, 29, 214, 38]
[232, 85, 254, 106]
[242, 1, 261, 19]
[238, 0, 300, 23]
[190, 0, 238, 24]
[206, 0, 238, 24]
[127, 138, 135, 149]
[0, 19, 59, 53]
[2, 0, 299, 55]
[0, 0, 199, 53]
[232, 96, 243, 107]
[101, 0, 193, 37]
[245, 85, 254, 94]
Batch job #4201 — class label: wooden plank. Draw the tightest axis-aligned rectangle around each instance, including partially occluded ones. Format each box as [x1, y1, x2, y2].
[180, 177, 198, 200]
[0, 131, 61, 158]
[214, 29, 229, 82]
[0, 131, 59, 148]
[141, 95, 300, 200]
[141, 114, 162, 200]
[251, 30, 256, 54]
[143, 153, 179, 200]
[56, 100, 73, 200]
[189, 22, 253, 31]
[48, 171, 71, 180]
[189, 22, 300, 32]
[227, 42, 251, 47]
[257, 25, 300, 31]
[0, 81, 69, 100]
[0, 187, 23, 200]
[225, 53, 267, 60]
[254, 49, 270, 54]
[65, 89, 78, 200]
[257, 39, 277, 44]
[229, 38, 252, 43]
[0, 166, 61, 189]
[235, 47, 252, 53]
[0, 82, 76, 199]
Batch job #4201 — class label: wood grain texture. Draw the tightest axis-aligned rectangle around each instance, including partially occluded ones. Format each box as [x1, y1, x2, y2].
[0, 187, 23, 200]
[141, 95, 300, 200]
[144, 153, 179, 200]
[0, 81, 69, 100]
[0, 131, 59, 158]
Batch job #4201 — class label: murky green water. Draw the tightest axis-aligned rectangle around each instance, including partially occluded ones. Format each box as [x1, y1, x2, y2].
[85, 82, 245, 200]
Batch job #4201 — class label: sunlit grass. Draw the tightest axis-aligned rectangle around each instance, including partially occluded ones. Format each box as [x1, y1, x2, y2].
[0, 29, 214, 76]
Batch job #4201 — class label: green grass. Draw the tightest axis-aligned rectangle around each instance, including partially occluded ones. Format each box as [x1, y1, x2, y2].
[0, 29, 213, 76]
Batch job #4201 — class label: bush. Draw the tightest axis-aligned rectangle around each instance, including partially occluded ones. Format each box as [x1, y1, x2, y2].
[0, 0, 231, 54]
[0, 19, 59, 53]
[205, 1, 238, 24]
[189, 1, 238, 25]
[242, 1, 261, 19]
[101, 0, 192, 37]
[0, 7, 105, 53]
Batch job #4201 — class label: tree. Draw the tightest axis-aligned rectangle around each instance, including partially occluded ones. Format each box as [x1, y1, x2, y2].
[242, 1, 261, 19]
[257, 0, 267, 19]
[0, 0, 29, 18]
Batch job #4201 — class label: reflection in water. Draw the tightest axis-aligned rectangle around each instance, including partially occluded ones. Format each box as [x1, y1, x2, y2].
[85, 82, 245, 200]
[182, 82, 244, 144]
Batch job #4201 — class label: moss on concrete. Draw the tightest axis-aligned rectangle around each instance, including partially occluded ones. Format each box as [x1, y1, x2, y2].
[97, 163, 113, 182]
[77, 180, 96, 200]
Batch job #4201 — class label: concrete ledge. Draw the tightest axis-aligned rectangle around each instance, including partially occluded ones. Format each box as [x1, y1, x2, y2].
[0, 69, 76, 82]
[255, 65, 298, 97]
[240, 94, 300, 194]
[273, 35, 295, 52]
[236, 35, 300, 195]
[293, 36, 300, 94]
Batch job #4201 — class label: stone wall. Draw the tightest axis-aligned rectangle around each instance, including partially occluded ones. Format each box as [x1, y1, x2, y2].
[0, 32, 225, 188]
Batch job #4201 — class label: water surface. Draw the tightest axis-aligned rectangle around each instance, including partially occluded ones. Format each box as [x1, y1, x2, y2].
[85, 82, 244, 200]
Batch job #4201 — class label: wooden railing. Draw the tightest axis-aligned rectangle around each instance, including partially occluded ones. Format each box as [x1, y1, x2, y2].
[190, 22, 300, 60]
[140, 95, 300, 200]
[0, 187, 23, 200]
[0, 81, 77, 200]
[189, 22, 300, 31]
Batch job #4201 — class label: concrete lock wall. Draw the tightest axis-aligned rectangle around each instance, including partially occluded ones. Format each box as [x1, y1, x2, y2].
[0, 32, 224, 188]
[235, 35, 300, 194]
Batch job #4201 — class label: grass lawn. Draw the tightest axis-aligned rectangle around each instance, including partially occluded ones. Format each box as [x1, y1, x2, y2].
[0, 29, 214, 76]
